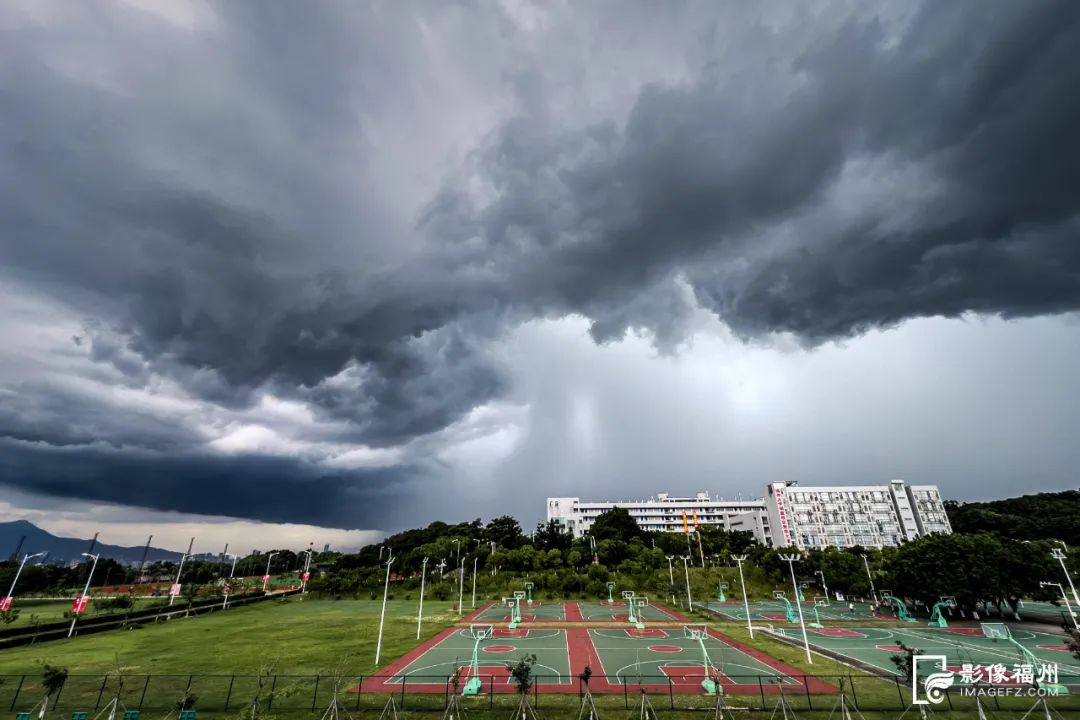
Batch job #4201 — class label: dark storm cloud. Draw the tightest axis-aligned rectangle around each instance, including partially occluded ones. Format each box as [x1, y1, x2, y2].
[426, 0, 1080, 344]
[2, 0, 1079, 526]
[0, 438, 414, 528]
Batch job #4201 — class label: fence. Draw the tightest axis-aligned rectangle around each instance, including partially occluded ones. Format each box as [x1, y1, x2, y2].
[3, 672, 1079, 715]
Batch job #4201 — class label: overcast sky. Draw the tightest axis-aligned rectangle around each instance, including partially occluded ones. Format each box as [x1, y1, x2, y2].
[2, 0, 1079, 553]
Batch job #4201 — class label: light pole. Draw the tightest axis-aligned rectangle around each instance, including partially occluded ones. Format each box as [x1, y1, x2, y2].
[417, 557, 429, 640]
[457, 556, 465, 616]
[815, 570, 830, 605]
[471, 555, 478, 608]
[68, 552, 100, 638]
[862, 554, 878, 604]
[437, 559, 446, 579]
[262, 552, 279, 592]
[1051, 548, 1080, 607]
[453, 539, 461, 568]
[779, 554, 812, 664]
[169, 554, 189, 607]
[4, 552, 46, 610]
[1040, 581, 1079, 631]
[665, 555, 676, 605]
[731, 554, 754, 639]
[681, 555, 693, 612]
[222, 553, 240, 609]
[375, 551, 394, 666]
[300, 549, 314, 593]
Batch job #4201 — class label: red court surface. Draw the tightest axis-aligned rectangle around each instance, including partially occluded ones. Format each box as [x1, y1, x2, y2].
[938, 627, 984, 636]
[810, 628, 866, 638]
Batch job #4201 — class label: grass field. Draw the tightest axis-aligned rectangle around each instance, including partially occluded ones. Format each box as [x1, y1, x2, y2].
[0, 598, 459, 676]
[2, 598, 172, 628]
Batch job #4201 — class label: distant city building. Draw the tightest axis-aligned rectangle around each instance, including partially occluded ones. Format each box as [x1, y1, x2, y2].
[547, 479, 951, 550]
[323, 543, 331, 553]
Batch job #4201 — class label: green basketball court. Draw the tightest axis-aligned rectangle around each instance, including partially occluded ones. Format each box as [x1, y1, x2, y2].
[772, 625, 1080, 681]
[577, 600, 681, 623]
[707, 599, 885, 623]
[471, 600, 567, 623]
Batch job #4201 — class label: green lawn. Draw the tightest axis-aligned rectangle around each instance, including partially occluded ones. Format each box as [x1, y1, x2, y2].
[0, 598, 459, 676]
[2, 598, 172, 629]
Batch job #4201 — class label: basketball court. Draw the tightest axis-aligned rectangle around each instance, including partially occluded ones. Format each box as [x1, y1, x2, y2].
[771, 625, 1080, 680]
[707, 599, 887, 623]
[359, 599, 837, 696]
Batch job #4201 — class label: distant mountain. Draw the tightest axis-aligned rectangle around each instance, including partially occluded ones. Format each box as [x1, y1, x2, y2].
[1, 520, 182, 564]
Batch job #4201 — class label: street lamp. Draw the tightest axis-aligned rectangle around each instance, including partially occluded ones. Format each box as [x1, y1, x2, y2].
[417, 557, 429, 640]
[815, 570, 830, 605]
[471, 555, 478, 609]
[1051, 548, 1080, 607]
[375, 551, 394, 665]
[4, 552, 46, 611]
[731, 554, 754, 640]
[681, 555, 693, 612]
[262, 552, 279, 592]
[68, 552, 100, 638]
[665, 555, 676, 605]
[457, 555, 465, 616]
[1040, 581, 1079, 632]
[222, 553, 240, 609]
[778, 553, 813, 664]
[861, 554, 878, 604]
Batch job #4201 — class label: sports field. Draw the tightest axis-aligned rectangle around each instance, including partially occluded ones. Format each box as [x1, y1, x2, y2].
[361, 601, 835, 695]
[770, 625, 1080, 681]
[707, 599, 889, 623]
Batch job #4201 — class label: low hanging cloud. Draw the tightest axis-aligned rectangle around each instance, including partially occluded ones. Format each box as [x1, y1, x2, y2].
[1, 0, 1079, 530]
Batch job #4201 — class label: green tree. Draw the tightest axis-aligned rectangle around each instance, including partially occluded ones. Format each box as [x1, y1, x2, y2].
[588, 507, 642, 543]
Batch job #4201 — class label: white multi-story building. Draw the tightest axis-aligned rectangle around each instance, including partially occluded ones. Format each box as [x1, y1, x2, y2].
[547, 480, 952, 550]
[546, 493, 768, 538]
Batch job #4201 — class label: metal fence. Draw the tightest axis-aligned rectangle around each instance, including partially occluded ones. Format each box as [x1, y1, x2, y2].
[3, 673, 1079, 715]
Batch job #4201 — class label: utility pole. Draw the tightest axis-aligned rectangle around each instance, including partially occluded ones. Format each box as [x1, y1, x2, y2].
[665, 555, 676, 605]
[471, 555, 478, 608]
[169, 537, 195, 607]
[68, 553, 100, 638]
[457, 555, 465, 616]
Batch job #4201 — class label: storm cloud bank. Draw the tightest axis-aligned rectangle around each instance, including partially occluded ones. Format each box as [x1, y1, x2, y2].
[1, 0, 1078, 529]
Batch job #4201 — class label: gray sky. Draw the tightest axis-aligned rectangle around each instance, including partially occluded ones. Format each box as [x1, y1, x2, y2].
[2, 0, 1079, 552]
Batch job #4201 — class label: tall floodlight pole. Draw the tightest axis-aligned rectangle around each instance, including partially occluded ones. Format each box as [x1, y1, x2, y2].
[665, 555, 676, 605]
[457, 556, 465, 616]
[5, 552, 46, 609]
[681, 555, 693, 612]
[68, 552, 100, 638]
[1040, 581, 1079, 631]
[299, 548, 314, 593]
[815, 569, 830, 604]
[262, 552, 279, 592]
[222, 553, 240, 609]
[471, 556, 478, 608]
[453, 539, 461, 568]
[437, 559, 446, 579]
[1051, 548, 1080, 607]
[779, 553, 812, 664]
[375, 551, 394, 666]
[169, 537, 195, 607]
[417, 557, 429, 639]
[862, 554, 878, 604]
[731, 554, 754, 639]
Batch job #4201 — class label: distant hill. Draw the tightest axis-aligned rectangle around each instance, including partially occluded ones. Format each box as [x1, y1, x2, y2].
[0, 520, 182, 564]
[945, 489, 1080, 545]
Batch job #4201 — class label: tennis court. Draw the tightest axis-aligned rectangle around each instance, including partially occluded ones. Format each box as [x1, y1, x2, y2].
[773, 625, 1080, 680]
